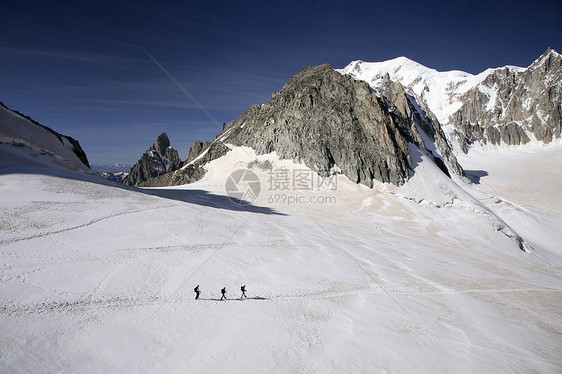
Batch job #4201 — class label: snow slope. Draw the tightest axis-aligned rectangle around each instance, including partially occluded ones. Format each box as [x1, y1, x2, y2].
[1, 143, 561, 373]
[457, 141, 562, 265]
[0, 104, 89, 171]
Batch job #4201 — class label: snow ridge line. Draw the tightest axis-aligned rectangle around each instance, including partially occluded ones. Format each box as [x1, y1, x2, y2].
[463, 188, 533, 253]
[0, 203, 178, 245]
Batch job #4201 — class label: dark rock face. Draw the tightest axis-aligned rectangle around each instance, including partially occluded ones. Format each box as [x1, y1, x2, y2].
[219, 64, 462, 187]
[140, 164, 205, 187]
[63, 136, 90, 168]
[195, 142, 230, 165]
[454, 48, 561, 151]
[500, 122, 531, 145]
[140, 142, 229, 187]
[121, 132, 181, 186]
[375, 75, 464, 178]
[186, 140, 212, 163]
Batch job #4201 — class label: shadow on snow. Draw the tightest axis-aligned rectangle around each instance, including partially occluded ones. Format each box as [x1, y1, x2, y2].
[143, 188, 286, 216]
[0, 148, 286, 216]
[464, 169, 489, 184]
[198, 297, 269, 301]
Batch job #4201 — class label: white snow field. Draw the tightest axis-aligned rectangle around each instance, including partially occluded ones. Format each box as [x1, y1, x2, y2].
[1, 143, 561, 373]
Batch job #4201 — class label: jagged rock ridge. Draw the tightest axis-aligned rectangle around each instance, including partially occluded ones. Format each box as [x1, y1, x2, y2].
[453, 48, 561, 152]
[139, 141, 229, 187]
[186, 140, 212, 163]
[121, 132, 181, 186]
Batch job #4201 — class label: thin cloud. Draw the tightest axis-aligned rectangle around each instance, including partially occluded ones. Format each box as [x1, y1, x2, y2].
[0, 47, 146, 65]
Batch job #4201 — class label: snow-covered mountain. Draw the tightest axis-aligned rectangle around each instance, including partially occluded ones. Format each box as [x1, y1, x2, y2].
[0, 102, 90, 170]
[338, 56, 477, 125]
[338, 48, 561, 151]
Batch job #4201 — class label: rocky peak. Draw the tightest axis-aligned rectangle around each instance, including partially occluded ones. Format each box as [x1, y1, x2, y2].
[218, 63, 462, 187]
[121, 132, 181, 186]
[153, 132, 171, 156]
[140, 141, 229, 187]
[453, 48, 561, 151]
[530, 48, 560, 71]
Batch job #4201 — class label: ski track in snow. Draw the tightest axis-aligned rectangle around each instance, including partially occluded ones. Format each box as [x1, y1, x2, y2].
[2, 284, 559, 322]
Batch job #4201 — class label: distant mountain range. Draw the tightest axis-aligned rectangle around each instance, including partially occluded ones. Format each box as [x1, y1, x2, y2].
[90, 163, 132, 173]
[90, 164, 131, 183]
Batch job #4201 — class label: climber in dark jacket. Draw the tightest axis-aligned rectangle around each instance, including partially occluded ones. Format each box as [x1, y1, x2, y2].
[240, 285, 247, 299]
[194, 285, 201, 300]
[221, 287, 227, 300]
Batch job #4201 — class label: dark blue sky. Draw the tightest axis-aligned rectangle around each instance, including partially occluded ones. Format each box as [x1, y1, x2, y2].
[1, 0, 560, 165]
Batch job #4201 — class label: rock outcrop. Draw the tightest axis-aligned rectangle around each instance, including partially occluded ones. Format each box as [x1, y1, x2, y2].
[453, 49, 561, 152]
[140, 142, 229, 187]
[121, 132, 181, 186]
[375, 75, 464, 177]
[218, 64, 462, 187]
[186, 140, 212, 163]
